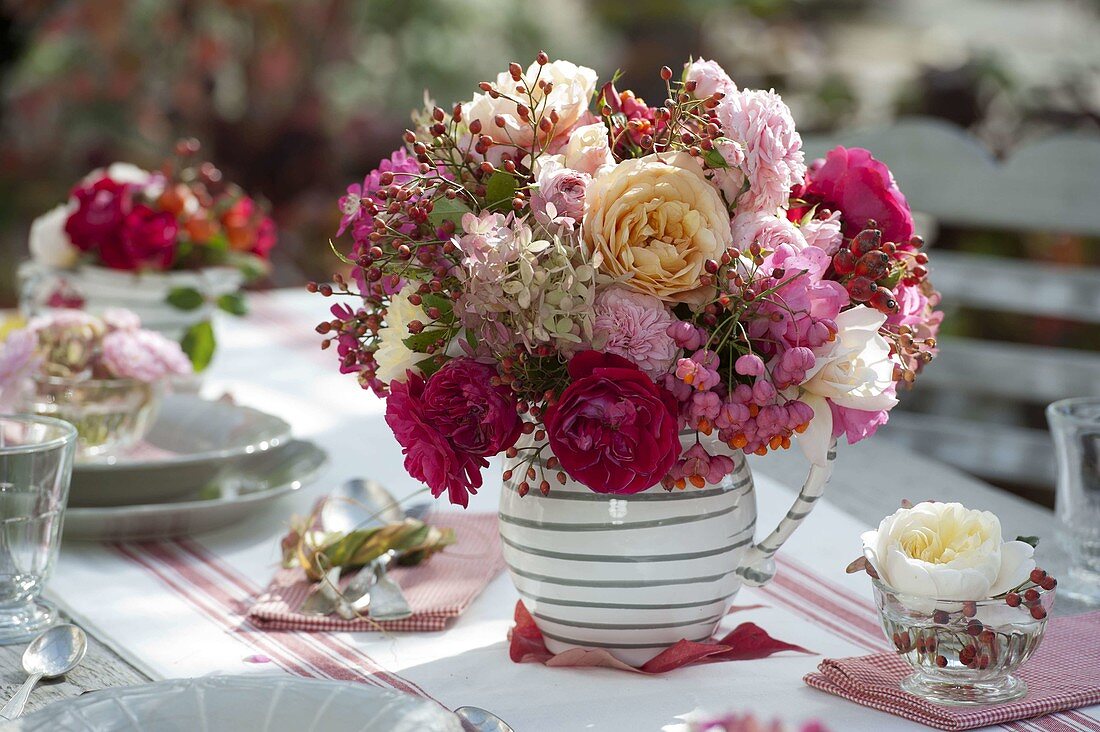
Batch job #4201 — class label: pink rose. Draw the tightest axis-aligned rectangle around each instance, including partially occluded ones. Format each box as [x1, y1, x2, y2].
[100, 329, 192, 382]
[65, 176, 133, 255]
[732, 211, 808, 252]
[829, 381, 896, 445]
[800, 146, 914, 245]
[385, 358, 521, 507]
[685, 58, 737, 100]
[544, 351, 680, 494]
[532, 163, 590, 227]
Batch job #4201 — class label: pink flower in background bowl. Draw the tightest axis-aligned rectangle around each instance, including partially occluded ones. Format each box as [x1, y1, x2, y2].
[114, 204, 179, 270]
[800, 146, 914, 245]
[385, 358, 521, 508]
[591, 287, 678, 378]
[544, 351, 679, 494]
[65, 176, 133, 254]
[100, 329, 192, 382]
[0, 330, 42, 411]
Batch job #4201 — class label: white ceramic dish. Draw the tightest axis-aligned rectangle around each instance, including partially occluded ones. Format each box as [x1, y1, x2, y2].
[64, 440, 327, 541]
[70, 394, 292, 507]
[3, 675, 463, 731]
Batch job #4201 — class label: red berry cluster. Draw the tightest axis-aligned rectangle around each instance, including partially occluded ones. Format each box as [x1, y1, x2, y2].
[1005, 567, 1057, 620]
[828, 222, 930, 317]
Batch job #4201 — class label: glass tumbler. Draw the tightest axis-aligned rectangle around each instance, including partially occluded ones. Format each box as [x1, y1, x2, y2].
[0, 415, 77, 643]
[1047, 397, 1100, 604]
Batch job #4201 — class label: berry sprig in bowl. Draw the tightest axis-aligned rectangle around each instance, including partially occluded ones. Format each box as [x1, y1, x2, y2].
[0, 309, 192, 458]
[853, 502, 1056, 705]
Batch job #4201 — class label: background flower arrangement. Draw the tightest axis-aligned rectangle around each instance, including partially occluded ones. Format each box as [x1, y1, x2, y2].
[24, 142, 277, 369]
[314, 54, 942, 506]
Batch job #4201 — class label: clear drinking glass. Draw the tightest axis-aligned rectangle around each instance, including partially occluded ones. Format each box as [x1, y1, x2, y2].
[0, 415, 77, 643]
[1047, 398, 1100, 604]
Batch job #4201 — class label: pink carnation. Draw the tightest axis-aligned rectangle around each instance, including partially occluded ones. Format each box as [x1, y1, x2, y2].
[100, 329, 192, 382]
[592, 287, 678, 378]
[717, 89, 805, 214]
[732, 212, 807, 252]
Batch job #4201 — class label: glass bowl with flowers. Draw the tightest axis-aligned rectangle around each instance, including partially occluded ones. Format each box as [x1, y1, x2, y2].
[0, 309, 192, 458]
[20, 140, 277, 371]
[312, 53, 942, 664]
[854, 501, 1056, 705]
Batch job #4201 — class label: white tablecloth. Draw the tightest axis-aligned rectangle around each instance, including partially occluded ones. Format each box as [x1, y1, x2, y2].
[44, 290, 1100, 731]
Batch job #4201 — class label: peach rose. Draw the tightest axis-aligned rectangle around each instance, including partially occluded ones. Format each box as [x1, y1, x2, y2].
[582, 151, 731, 302]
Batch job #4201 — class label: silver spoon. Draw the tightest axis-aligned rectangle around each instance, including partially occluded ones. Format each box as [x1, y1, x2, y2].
[0, 624, 88, 720]
[454, 705, 514, 732]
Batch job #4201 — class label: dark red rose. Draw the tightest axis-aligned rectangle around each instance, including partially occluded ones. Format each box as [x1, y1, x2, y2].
[544, 351, 680, 494]
[796, 146, 914, 245]
[385, 358, 521, 508]
[65, 176, 132, 254]
[111, 204, 179, 270]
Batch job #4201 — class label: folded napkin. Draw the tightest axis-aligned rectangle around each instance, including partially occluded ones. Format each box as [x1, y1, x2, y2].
[249, 511, 504, 632]
[804, 611, 1100, 730]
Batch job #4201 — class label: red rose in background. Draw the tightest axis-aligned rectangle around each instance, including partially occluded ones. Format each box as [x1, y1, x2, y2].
[544, 351, 680, 494]
[385, 358, 521, 508]
[64, 176, 132, 254]
[795, 146, 914, 245]
[109, 204, 179, 271]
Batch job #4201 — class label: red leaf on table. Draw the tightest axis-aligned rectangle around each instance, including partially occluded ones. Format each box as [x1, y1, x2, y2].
[709, 622, 813, 661]
[508, 600, 553, 664]
[639, 640, 734, 673]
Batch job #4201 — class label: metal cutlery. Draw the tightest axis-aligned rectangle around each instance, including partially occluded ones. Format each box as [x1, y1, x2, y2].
[454, 705, 514, 732]
[0, 624, 88, 720]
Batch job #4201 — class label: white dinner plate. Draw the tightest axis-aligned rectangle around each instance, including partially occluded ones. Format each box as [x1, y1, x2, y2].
[3, 676, 463, 731]
[70, 394, 293, 507]
[64, 440, 327, 541]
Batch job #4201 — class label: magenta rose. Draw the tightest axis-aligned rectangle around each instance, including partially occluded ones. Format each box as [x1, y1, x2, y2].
[544, 351, 680, 494]
[65, 176, 133, 254]
[385, 358, 521, 508]
[800, 146, 914, 245]
[110, 204, 178, 270]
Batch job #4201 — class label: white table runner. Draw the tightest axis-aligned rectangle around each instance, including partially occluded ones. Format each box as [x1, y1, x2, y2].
[45, 291, 1100, 731]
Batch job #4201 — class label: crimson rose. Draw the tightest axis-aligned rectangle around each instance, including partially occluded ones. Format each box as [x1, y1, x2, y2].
[112, 204, 179, 270]
[797, 146, 914, 245]
[544, 351, 680, 494]
[65, 176, 132, 255]
[385, 358, 521, 508]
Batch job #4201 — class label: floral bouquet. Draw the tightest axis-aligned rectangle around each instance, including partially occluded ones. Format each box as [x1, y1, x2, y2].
[24, 140, 277, 369]
[314, 54, 942, 507]
[0, 309, 191, 456]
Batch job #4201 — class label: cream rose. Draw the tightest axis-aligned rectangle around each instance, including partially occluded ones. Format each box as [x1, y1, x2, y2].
[796, 305, 899, 465]
[463, 60, 597, 152]
[561, 122, 615, 177]
[374, 283, 429, 385]
[582, 151, 731, 302]
[862, 502, 1036, 600]
[29, 204, 79, 269]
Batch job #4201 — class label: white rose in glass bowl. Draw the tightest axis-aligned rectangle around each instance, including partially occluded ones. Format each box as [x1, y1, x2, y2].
[862, 502, 1036, 601]
[29, 203, 79, 269]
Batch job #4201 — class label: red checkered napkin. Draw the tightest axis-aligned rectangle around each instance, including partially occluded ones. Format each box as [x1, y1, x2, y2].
[804, 611, 1100, 731]
[248, 512, 504, 632]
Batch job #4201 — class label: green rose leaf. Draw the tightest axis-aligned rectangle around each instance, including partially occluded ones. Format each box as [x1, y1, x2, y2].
[402, 328, 447, 353]
[702, 147, 729, 170]
[181, 320, 216, 372]
[485, 171, 517, 212]
[428, 197, 471, 229]
[216, 292, 248, 316]
[166, 286, 205, 311]
[1016, 535, 1040, 548]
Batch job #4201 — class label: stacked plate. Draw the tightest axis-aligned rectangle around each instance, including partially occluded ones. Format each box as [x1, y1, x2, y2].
[65, 394, 327, 540]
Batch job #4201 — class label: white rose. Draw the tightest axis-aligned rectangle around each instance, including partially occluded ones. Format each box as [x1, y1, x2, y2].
[373, 284, 429, 385]
[463, 59, 597, 154]
[796, 305, 899, 465]
[862, 502, 1036, 600]
[561, 123, 615, 177]
[29, 204, 79, 269]
[102, 163, 153, 185]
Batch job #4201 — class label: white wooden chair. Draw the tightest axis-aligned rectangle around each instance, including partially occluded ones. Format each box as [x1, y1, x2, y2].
[803, 118, 1100, 491]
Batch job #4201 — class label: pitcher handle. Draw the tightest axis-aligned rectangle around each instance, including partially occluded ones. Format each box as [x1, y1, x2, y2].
[736, 441, 836, 587]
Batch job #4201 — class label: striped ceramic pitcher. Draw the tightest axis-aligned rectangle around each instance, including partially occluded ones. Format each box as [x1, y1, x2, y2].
[499, 434, 835, 666]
